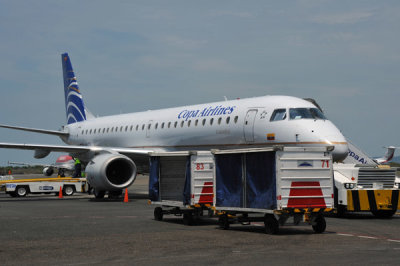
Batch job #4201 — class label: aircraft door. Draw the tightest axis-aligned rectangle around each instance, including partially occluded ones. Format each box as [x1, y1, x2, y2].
[244, 109, 258, 142]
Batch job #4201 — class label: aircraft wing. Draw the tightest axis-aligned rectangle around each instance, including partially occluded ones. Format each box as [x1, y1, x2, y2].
[0, 124, 68, 137]
[0, 142, 154, 159]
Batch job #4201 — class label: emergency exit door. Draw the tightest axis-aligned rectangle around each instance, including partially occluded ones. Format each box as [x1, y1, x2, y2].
[244, 109, 258, 142]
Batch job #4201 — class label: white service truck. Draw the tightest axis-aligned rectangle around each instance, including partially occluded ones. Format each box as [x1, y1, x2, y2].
[1, 177, 87, 197]
[334, 163, 400, 218]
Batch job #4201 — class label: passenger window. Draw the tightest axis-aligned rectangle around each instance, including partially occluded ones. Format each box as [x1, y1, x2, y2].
[168, 122, 171, 128]
[195, 119, 198, 126]
[142, 124, 145, 130]
[234, 116, 238, 123]
[226, 117, 230, 124]
[161, 122, 165, 129]
[136, 125, 138, 131]
[174, 121, 177, 128]
[103, 128, 105, 133]
[155, 123, 158, 129]
[270, 109, 287, 121]
[148, 124, 151, 130]
[218, 117, 222, 125]
[210, 118, 214, 125]
[188, 120, 191, 127]
[120, 126, 123, 131]
[180, 121, 184, 127]
[202, 119, 206, 126]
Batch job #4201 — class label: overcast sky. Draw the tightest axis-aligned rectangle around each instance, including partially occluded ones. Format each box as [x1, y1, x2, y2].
[0, 0, 399, 166]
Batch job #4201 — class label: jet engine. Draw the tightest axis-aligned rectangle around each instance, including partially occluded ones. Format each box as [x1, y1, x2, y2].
[85, 153, 137, 192]
[43, 167, 54, 176]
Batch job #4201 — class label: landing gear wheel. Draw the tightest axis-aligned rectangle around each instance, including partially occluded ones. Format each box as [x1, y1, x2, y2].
[264, 214, 279, 234]
[371, 210, 396, 219]
[63, 186, 75, 196]
[218, 214, 230, 230]
[183, 212, 194, 226]
[94, 189, 105, 199]
[16, 186, 28, 197]
[154, 207, 163, 221]
[108, 190, 122, 199]
[312, 215, 326, 234]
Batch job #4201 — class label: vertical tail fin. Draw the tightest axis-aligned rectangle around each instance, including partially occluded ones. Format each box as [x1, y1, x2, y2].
[62, 53, 87, 124]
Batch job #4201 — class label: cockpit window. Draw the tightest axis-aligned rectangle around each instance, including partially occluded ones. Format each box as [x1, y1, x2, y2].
[270, 109, 287, 121]
[310, 108, 326, 119]
[289, 108, 327, 120]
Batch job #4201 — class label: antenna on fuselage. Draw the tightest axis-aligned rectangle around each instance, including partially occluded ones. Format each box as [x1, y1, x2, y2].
[223, 96, 228, 101]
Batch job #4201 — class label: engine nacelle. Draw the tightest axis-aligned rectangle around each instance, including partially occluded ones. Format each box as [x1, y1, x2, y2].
[43, 167, 54, 176]
[85, 153, 137, 191]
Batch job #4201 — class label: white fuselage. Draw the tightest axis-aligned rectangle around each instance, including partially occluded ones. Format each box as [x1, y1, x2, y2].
[64, 95, 348, 161]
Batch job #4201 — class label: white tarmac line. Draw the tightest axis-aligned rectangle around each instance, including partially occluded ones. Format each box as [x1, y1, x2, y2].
[337, 233, 354, 237]
[337, 232, 400, 243]
[358, 236, 378, 240]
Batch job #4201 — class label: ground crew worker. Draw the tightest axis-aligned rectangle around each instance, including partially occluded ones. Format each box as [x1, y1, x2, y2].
[73, 157, 82, 178]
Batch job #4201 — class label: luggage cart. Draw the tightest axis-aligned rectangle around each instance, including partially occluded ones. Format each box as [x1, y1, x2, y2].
[212, 146, 334, 234]
[149, 151, 215, 225]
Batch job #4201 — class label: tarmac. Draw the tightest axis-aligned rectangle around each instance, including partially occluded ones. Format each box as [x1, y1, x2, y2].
[0, 174, 400, 265]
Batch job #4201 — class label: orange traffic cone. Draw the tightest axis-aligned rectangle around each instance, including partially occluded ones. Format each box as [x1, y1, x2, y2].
[123, 188, 129, 203]
[58, 186, 63, 199]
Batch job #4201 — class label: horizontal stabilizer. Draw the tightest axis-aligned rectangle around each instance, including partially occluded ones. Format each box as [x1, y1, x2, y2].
[0, 124, 69, 137]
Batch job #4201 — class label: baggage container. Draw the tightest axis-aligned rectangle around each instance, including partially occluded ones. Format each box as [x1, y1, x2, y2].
[149, 151, 215, 225]
[213, 146, 333, 234]
[149, 146, 334, 233]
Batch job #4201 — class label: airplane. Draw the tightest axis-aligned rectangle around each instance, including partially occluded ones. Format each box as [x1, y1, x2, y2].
[344, 141, 398, 165]
[8, 154, 76, 177]
[374, 146, 398, 164]
[0, 53, 349, 198]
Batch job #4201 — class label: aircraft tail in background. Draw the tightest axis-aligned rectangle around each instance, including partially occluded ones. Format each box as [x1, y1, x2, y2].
[375, 146, 398, 164]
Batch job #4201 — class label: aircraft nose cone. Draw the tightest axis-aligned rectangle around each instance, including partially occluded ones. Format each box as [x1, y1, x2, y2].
[332, 142, 348, 162]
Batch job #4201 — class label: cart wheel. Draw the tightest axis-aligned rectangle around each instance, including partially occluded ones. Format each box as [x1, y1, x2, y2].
[218, 214, 230, 230]
[183, 212, 194, 226]
[16, 186, 28, 197]
[63, 186, 75, 196]
[264, 214, 279, 234]
[312, 215, 326, 234]
[154, 207, 163, 221]
[371, 210, 396, 219]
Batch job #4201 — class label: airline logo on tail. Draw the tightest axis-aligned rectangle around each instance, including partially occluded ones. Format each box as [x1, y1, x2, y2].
[62, 53, 86, 124]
